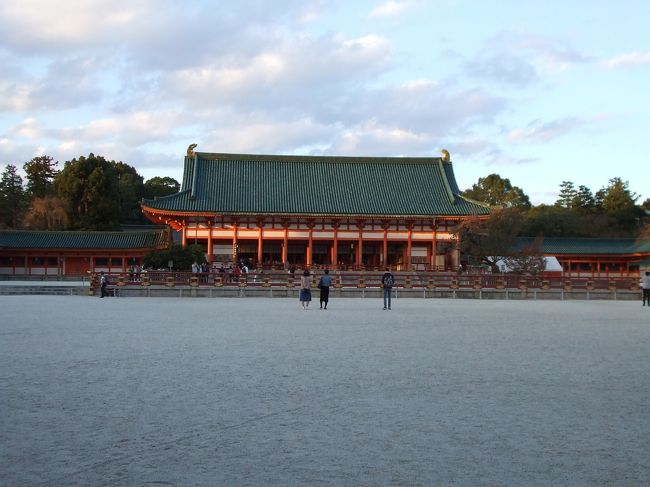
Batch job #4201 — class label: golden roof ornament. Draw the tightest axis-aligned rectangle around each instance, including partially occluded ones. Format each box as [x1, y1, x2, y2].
[187, 143, 198, 157]
[441, 149, 450, 162]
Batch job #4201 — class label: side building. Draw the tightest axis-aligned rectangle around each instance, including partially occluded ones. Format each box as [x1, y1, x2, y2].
[0, 228, 170, 277]
[517, 237, 650, 277]
[141, 149, 491, 271]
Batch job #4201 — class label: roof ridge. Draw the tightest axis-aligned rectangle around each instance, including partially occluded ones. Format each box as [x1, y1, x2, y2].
[193, 152, 445, 164]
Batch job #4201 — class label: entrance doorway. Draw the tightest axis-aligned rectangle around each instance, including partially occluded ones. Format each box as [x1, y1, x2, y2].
[287, 242, 307, 266]
[262, 241, 282, 267]
[336, 241, 357, 269]
[312, 242, 332, 267]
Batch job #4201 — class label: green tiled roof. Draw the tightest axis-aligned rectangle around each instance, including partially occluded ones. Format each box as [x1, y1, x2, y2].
[143, 152, 490, 217]
[517, 237, 650, 255]
[0, 229, 170, 250]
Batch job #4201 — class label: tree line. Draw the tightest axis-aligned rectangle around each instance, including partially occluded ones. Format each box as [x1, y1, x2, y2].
[1, 156, 648, 240]
[0, 154, 180, 230]
[458, 174, 649, 273]
[461, 173, 648, 237]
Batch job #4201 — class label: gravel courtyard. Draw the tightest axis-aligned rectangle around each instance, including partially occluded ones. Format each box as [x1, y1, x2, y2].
[1, 296, 649, 486]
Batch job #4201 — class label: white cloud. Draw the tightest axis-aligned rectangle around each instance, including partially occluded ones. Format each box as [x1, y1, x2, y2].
[4, 111, 185, 153]
[327, 119, 431, 155]
[0, 0, 146, 51]
[163, 33, 392, 112]
[603, 51, 650, 69]
[463, 30, 593, 85]
[508, 117, 586, 143]
[11, 118, 41, 138]
[465, 51, 538, 86]
[204, 118, 336, 154]
[370, 1, 411, 17]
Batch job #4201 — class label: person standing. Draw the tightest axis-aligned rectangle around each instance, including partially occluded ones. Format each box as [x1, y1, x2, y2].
[319, 269, 333, 309]
[641, 271, 650, 307]
[233, 265, 241, 284]
[300, 269, 312, 309]
[381, 268, 395, 310]
[99, 271, 109, 298]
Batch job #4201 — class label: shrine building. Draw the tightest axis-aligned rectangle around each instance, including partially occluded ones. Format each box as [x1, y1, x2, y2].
[141, 148, 490, 270]
[0, 228, 170, 277]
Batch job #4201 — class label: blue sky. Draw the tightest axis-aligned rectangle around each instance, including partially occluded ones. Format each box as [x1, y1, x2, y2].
[1, 0, 648, 204]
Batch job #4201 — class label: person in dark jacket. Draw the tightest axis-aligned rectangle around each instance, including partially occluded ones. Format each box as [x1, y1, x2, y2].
[319, 269, 333, 309]
[381, 268, 395, 310]
[641, 271, 650, 306]
[100, 271, 109, 298]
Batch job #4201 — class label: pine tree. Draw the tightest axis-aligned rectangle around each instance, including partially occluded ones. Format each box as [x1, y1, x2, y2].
[597, 178, 641, 234]
[0, 164, 27, 228]
[555, 181, 577, 208]
[461, 174, 531, 208]
[574, 185, 595, 210]
[24, 155, 59, 198]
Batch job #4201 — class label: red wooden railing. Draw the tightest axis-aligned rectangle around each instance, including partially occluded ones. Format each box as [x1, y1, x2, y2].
[93, 270, 641, 292]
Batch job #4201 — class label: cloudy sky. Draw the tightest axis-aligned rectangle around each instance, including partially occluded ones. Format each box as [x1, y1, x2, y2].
[1, 0, 648, 204]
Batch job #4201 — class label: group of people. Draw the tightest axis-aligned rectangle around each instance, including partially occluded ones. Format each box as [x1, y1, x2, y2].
[127, 264, 143, 281]
[298, 268, 396, 310]
[215, 262, 251, 283]
[191, 262, 211, 274]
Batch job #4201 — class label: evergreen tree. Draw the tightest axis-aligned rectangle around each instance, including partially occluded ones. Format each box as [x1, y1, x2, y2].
[55, 153, 120, 230]
[642, 198, 650, 211]
[521, 205, 587, 237]
[600, 177, 638, 212]
[462, 174, 531, 208]
[598, 177, 641, 233]
[143, 244, 204, 271]
[555, 181, 577, 208]
[143, 176, 180, 199]
[24, 155, 59, 198]
[574, 185, 595, 210]
[113, 161, 145, 224]
[0, 164, 27, 228]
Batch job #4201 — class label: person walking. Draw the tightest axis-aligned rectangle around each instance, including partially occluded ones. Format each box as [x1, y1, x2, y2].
[299, 269, 312, 309]
[381, 268, 395, 310]
[318, 269, 333, 309]
[641, 271, 650, 307]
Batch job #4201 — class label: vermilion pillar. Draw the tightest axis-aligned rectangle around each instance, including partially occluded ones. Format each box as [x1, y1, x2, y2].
[207, 221, 214, 262]
[332, 224, 339, 268]
[356, 224, 363, 268]
[257, 222, 263, 266]
[431, 225, 437, 271]
[232, 223, 238, 262]
[382, 224, 388, 267]
[282, 223, 288, 265]
[406, 224, 413, 270]
[307, 223, 314, 267]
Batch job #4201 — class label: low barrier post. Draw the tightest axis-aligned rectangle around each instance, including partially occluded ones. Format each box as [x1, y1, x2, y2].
[357, 273, 366, 289]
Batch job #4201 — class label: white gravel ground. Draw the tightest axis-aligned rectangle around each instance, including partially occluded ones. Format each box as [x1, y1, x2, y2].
[1, 296, 649, 486]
